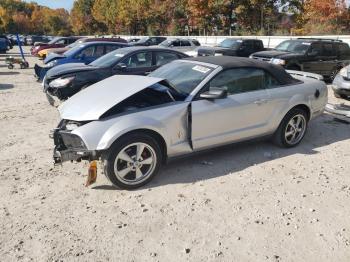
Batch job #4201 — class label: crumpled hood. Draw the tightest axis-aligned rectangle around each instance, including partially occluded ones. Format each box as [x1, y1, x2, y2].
[44, 53, 65, 64]
[47, 63, 96, 78]
[59, 75, 164, 121]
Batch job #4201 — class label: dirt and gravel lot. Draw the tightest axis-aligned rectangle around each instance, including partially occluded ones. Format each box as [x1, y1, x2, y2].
[0, 47, 350, 262]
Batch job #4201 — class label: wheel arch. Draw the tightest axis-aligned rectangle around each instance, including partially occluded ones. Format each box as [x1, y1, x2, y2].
[291, 104, 311, 121]
[106, 128, 168, 164]
[286, 62, 301, 71]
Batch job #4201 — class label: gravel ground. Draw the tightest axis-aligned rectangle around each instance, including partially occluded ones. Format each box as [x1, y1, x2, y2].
[0, 47, 350, 262]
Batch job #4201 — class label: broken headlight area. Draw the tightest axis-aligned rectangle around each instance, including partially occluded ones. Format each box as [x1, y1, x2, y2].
[57, 119, 89, 131]
[60, 132, 86, 150]
[51, 120, 95, 164]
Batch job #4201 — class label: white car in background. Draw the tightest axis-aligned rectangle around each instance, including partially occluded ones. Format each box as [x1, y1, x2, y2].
[159, 38, 201, 56]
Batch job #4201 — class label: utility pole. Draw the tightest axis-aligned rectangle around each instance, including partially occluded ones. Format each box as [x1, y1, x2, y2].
[229, 0, 234, 36]
[261, 5, 263, 32]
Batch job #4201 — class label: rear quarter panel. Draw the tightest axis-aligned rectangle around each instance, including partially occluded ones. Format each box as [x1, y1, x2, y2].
[266, 77, 327, 133]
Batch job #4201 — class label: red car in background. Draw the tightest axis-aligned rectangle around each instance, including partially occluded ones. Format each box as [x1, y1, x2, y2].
[30, 36, 81, 56]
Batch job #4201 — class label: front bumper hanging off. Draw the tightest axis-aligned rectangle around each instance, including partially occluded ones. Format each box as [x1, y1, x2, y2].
[51, 128, 96, 164]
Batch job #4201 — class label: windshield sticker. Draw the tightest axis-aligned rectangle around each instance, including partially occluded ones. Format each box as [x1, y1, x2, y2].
[237, 40, 243, 42]
[302, 42, 311, 45]
[192, 65, 210, 74]
[115, 53, 125, 57]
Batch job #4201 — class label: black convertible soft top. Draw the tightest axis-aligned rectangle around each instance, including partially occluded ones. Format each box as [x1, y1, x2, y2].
[186, 56, 300, 85]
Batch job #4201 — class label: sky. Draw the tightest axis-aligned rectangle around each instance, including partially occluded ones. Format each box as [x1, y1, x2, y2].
[24, 0, 74, 11]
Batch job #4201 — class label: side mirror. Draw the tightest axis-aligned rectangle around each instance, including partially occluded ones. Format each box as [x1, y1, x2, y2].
[308, 50, 318, 57]
[116, 63, 127, 70]
[200, 88, 227, 100]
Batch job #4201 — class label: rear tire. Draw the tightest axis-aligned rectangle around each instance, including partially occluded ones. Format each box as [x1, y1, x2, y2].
[273, 108, 308, 148]
[329, 67, 341, 82]
[102, 132, 163, 189]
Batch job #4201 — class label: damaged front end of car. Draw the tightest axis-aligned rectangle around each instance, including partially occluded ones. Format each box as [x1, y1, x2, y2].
[51, 120, 99, 164]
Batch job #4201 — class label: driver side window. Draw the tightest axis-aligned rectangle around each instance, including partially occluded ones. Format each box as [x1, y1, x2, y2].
[78, 46, 94, 58]
[207, 68, 271, 95]
[56, 39, 65, 45]
[123, 52, 152, 68]
[309, 43, 322, 56]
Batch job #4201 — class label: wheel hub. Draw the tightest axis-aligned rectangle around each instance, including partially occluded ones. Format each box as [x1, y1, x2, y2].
[114, 142, 157, 185]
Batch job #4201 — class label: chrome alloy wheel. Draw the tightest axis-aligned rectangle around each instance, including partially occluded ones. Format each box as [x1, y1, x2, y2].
[114, 142, 157, 185]
[284, 114, 307, 145]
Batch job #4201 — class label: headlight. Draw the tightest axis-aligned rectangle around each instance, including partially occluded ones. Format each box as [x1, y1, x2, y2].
[249, 55, 253, 59]
[60, 132, 86, 150]
[49, 76, 75, 88]
[271, 58, 286, 66]
[66, 122, 79, 131]
[45, 60, 58, 68]
[339, 67, 349, 78]
[215, 53, 223, 56]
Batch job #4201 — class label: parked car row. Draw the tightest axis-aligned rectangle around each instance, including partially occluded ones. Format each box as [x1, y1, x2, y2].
[32, 35, 350, 100]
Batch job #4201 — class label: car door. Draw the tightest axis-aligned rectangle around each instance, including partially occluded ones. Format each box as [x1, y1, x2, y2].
[318, 43, 338, 76]
[237, 41, 254, 57]
[105, 44, 121, 55]
[337, 43, 350, 64]
[191, 68, 275, 150]
[302, 42, 323, 74]
[74, 45, 96, 64]
[80, 44, 105, 64]
[114, 51, 155, 75]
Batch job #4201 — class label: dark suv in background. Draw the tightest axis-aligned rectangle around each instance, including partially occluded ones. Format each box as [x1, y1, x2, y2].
[197, 38, 265, 57]
[250, 38, 350, 81]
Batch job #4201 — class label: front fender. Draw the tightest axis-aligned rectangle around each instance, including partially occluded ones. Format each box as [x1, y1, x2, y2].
[72, 102, 190, 152]
[96, 116, 167, 150]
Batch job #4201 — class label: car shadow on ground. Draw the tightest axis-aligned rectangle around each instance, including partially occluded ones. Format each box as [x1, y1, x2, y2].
[0, 84, 14, 90]
[0, 52, 30, 57]
[0, 71, 19, 75]
[93, 113, 350, 191]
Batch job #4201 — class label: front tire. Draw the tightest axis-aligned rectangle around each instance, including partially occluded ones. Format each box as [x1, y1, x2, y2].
[273, 108, 308, 148]
[103, 133, 162, 189]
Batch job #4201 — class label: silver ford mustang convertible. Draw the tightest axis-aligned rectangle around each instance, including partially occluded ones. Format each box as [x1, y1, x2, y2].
[53, 56, 327, 189]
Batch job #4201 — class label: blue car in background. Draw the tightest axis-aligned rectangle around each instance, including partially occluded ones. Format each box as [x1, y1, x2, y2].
[34, 41, 129, 81]
[0, 38, 8, 53]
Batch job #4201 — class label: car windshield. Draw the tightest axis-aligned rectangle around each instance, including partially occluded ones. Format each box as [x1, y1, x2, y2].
[218, 39, 242, 49]
[63, 44, 85, 56]
[275, 40, 310, 54]
[89, 48, 126, 67]
[67, 42, 78, 48]
[159, 39, 172, 47]
[149, 60, 214, 95]
[136, 37, 149, 43]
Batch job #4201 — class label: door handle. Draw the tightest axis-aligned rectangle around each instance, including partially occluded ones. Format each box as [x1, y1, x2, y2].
[254, 99, 268, 105]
